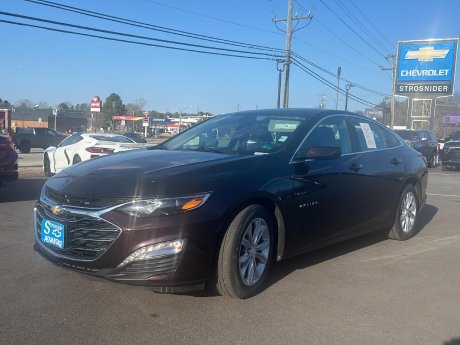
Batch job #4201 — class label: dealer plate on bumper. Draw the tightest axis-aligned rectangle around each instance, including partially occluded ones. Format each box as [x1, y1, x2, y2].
[41, 219, 65, 249]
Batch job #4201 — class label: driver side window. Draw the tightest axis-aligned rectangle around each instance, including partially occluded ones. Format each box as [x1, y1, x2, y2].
[59, 134, 82, 147]
[295, 116, 352, 159]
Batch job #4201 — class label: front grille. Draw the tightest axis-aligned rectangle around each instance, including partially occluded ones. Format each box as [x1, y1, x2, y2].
[45, 187, 130, 209]
[106, 255, 182, 280]
[35, 204, 121, 260]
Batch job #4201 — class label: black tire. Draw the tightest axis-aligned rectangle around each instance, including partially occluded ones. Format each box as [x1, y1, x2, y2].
[19, 141, 31, 153]
[72, 155, 82, 165]
[43, 154, 54, 177]
[388, 185, 419, 241]
[216, 205, 275, 299]
[442, 164, 448, 171]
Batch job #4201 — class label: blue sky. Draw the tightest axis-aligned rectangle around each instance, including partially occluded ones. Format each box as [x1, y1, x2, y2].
[1, 0, 459, 114]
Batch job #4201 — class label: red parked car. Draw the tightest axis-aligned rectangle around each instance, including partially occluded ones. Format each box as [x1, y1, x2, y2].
[0, 134, 19, 188]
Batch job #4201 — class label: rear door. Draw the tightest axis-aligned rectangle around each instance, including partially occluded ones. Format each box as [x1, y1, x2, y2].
[348, 117, 405, 228]
[34, 128, 48, 148]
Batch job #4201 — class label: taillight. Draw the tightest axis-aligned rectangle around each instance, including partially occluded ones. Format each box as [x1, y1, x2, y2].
[85, 147, 115, 154]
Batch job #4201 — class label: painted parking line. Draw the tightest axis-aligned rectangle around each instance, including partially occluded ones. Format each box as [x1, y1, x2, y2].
[427, 193, 460, 198]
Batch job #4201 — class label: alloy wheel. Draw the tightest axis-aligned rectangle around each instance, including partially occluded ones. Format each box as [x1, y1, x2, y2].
[238, 217, 270, 286]
[400, 191, 417, 233]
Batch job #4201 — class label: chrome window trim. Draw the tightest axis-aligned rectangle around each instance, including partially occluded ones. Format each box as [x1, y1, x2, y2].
[289, 114, 403, 164]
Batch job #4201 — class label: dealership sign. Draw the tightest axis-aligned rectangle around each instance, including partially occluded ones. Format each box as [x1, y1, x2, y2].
[395, 39, 458, 96]
[90, 96, 102, 112]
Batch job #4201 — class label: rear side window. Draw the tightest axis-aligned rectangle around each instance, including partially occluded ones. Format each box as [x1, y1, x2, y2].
[59, 134, 82, 147]
[35, 128, 47, 135]
[383, 129, 401, 148]
[350, 118, 386, 151]
[89, 135, 133, 143]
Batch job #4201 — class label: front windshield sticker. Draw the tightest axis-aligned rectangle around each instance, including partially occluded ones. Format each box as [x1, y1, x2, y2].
[278, 136, 288, 142]
[359, 122, 377, 149]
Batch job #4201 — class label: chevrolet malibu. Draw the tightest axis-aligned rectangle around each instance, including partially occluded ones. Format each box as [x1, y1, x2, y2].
[34, 109, 428, 299]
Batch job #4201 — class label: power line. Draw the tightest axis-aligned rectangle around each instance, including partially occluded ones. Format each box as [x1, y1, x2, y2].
[143, 0, 281, 36]
[291, 52, 390, 97]
[291, 56, 379, 108]
[349, 0, 394, 50]
[317, 0, 388, 60]
[0, 18, 277, 61]
[0, 11, 283, 59]
[311, 16, 382, 68]
[25, 0, 284, 54]
[331, 0, 392, 55]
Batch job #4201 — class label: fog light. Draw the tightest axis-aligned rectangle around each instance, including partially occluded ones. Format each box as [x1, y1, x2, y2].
[117, 239, 186, 268]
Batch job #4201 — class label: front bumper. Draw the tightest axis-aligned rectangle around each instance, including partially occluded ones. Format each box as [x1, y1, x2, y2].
[442, 149, 460, 166]
[34, 188, 223, 291]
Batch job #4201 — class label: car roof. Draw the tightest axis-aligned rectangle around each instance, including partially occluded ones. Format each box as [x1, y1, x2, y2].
[226, 108, 352, 118]
[80, 133, 127, 138]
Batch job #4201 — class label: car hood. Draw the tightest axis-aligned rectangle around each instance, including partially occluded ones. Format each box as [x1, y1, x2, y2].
[45, 148, 266, 198]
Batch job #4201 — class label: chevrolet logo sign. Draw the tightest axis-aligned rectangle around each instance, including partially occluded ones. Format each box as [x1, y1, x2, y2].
[404, 46, 449, 62]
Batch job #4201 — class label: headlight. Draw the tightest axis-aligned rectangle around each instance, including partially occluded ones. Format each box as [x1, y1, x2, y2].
[116, 193, 211, 217]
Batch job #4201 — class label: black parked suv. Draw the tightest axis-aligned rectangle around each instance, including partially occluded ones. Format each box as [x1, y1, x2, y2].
[395, 129, 439, 167]
[442, 130, 460, 171]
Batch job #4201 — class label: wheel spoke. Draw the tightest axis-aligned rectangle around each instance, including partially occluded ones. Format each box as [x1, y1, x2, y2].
[256, 240, 269, 252]
[253, 219, 263, 244]
[255, 251, 267, 265]
[241, 238, 251, 250]
[246, 259, 255, 284]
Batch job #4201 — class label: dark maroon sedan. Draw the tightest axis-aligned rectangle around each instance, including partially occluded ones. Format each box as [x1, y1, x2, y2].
[0, 134, 18, 188]
[34, 109, 427, 298]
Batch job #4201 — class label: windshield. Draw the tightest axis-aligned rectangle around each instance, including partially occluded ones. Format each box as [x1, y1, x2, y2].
[395, 130, 418, 141]
[160, 112, 306, 155]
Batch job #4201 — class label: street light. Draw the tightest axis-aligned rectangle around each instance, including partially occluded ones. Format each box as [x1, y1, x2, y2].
[178, 105, 192, 133]
[53, 108, 58, 130]
[345, 83, 354, 111]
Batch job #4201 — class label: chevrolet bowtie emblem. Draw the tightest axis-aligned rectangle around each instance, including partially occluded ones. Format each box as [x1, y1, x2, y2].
[404, 46, 449, 62]
[50, 205, 64, 215]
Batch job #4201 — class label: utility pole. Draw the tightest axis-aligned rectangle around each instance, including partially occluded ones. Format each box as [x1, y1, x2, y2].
[380, 53, 396, 128]
[273, 0, 312, 108]
[335, 66, 341, 110]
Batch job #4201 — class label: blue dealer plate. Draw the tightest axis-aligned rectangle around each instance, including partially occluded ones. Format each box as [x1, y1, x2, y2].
[41, 219, 65, 249]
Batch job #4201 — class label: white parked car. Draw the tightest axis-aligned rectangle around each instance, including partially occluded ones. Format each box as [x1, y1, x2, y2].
[43, 133, 147, 176]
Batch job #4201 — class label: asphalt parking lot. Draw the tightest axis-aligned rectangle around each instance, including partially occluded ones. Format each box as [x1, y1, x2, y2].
[1, 166, 459, 345]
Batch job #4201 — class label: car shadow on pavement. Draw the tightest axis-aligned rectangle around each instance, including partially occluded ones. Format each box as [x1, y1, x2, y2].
[443, 339, 460, 345]
[266, 203, 438, 294]
[182, 204, 439, 298]
[0, 178, 47, 203]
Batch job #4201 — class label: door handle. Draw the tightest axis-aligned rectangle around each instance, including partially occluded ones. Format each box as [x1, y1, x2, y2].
[349, 163, 363, 172]
[390, 158, 402, 165]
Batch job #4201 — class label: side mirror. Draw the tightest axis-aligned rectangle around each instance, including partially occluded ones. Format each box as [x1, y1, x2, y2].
[304, 146, 341, 160]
